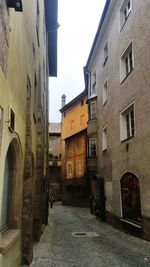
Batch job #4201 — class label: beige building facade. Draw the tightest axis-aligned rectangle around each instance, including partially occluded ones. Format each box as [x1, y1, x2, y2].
[0, 0, 58, 266]
[85, 0, 150, 240]
[49, 123, 62, 201]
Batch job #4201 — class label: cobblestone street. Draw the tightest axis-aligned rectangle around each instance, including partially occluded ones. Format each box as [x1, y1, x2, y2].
[30, 203, 150, 267]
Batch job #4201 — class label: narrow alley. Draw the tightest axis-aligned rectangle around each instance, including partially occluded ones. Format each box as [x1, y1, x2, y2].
[30, 203, 150, 267]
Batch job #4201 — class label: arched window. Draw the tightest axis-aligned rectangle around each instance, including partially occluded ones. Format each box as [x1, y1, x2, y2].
[0, 137, 22, 232]
[1, 145, 13, 231]
[121, 172, 141, 224]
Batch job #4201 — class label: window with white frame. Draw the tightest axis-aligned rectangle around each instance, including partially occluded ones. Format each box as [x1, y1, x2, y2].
[120, 42, 133, 82]
[103, 80, 108, 105]
[89, 101, 96, 120]
[89, 138, 97, 158]
[67, 161, 73, 178]
[120, 102, 135, 141]
[120, 0, 132, 29]
[103, 42, 108, 66]
[102, 126, 107, 151]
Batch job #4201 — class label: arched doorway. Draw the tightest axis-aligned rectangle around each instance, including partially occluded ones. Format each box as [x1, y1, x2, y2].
[121, 172, 141, 224]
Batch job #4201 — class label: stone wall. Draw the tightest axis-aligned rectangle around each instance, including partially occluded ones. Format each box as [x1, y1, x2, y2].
[0, 0, 9, 75]
[22, 79, 33, 265]
[33, 105, 46, 241]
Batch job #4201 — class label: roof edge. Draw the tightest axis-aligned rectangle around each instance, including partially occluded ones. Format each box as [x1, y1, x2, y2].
[60, 89, 87, 113]
[85, 0, 111, 68]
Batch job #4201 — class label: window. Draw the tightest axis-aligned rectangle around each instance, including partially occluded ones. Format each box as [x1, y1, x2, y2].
[0, 147, 13, 231]
[120, 0, 132, 29]
[121, 172, 141, 224]
[120, 102, 135, 141]
[32, 43, 35, 59]
[87, 72, 91, 96]
[67, 162, 73, 178]
[89, 101, 96, 120]
[6, 0, 23, 12]
[89, 138, 97, 158]
[92, 72, 96, 92]
[80, 115, 84, 125]
[8, 106, 15, 132]
[103, 80, 108, 105]
[71, 120, 75, 129]
[102, 126, 107, 151]
[77, 160, 83, 176]
[36, 0, 40, 46]
[77, 137, 81, 148]
[103, 42, 108, 66]
[66, 141, 72, 152]
[120, 42, 133, 82]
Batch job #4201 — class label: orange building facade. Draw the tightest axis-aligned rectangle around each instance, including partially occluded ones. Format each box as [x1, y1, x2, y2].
[60, 90, 89, 206]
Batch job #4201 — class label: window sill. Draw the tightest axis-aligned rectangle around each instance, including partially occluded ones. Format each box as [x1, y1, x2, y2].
[120, 218, 142, 229]
[103, 100, 107, 107]
[0, 229, 21, 254]
[120, 10, 131, 32]
[88, 118, 97, 122]
[120, 67, 133, 84]
[121, 134, 134, 143]
[103, 56, 108, 67]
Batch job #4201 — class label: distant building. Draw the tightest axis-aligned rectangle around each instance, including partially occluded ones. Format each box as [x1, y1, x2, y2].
[0, 0, 58, 265]
[60, 91, 89, 207]
[85, 0, 150, 241]
[49, 123, 62, 201]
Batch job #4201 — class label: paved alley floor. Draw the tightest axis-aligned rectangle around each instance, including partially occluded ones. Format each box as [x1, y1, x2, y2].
[30, 203, 150, 267]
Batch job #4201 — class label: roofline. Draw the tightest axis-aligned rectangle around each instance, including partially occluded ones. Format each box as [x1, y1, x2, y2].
[45, 0, 58, 76]
[85, 0, 111, 69]
[60, 89, 88, 113]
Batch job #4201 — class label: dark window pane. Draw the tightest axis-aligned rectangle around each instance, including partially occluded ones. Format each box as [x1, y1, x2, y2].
[121, 173, 141, 224]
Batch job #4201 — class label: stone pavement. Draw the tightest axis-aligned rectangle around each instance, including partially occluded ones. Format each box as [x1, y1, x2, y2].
[29, 203, 150, 267]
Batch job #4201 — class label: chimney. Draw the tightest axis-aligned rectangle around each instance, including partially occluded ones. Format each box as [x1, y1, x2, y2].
[61, 94, 66, 108]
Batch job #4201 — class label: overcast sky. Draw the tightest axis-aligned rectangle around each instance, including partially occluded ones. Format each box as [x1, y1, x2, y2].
[49, 0, 106, 122]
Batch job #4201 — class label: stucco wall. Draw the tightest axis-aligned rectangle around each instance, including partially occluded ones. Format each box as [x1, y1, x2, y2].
[0, 238, 21, 267]
[0, 0, 48, 265]
[61, 98, 88, 140]
[86, 0, 150, 239]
